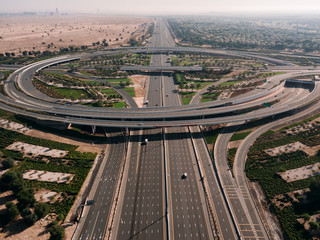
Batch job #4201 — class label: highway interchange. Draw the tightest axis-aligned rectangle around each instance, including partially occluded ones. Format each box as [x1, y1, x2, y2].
[1, 18, 320, 240]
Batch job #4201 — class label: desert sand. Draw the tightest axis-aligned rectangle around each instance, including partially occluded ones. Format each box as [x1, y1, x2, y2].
[0, 14, 152, 54]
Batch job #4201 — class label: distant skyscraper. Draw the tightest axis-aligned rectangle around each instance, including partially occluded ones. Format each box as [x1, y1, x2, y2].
[56, 8, 59, 15]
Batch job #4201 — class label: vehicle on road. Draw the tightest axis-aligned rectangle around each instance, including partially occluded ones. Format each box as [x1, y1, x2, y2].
[181, 173, 187, 179]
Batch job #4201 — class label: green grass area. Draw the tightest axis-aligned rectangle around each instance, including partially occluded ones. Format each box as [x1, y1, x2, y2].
[179, 91, 196, 105]
[0, 71, 13, 81]
[230, 131, 252, 141]
[227, 148, 237, 168]
[122, 87, 135, 97]
[201, 91, 221, 103]
[182, 97, 192, 105]
[100, 89, 121, 98]
[205, 128, 221, 145]
[104, 78, 131, 83]
[220, 80, 242, 86]
[113, 102, 127, 108]
[54, 88, 90, 99]
[79, 70, 95, 76]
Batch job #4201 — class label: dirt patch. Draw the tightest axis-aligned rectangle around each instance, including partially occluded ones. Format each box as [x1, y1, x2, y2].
[265, 141, 318, 157]
[0, 214, 57, 240]
[0, 14, 151, 54]
[129, 74, 148, 107]
[23, 170, 74, 184]
[34, 189, 60, 203]
[278, 162, 320, 183]
[0, 118, 30, 133]
[27, 129, 105, 153]
[6, 141, 68, 158]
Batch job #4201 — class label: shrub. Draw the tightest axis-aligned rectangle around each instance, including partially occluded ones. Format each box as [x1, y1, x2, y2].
[309, 221, 320, 230]
[34, 203, 49, 219]
[49, 223, 65, 240]
[24, 213, 38, 226]
[2, 157, 15, 169]
[5, 202, 19, 222]
[17, 189, 35, 210]
[21, 207, 31, 217]
[301, 213, 310, 221]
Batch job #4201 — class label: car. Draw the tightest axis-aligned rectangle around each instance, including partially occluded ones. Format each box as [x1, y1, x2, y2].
[143, 138, 148, 145]
[181, 173, 187, 179]
[144, 100, 149, 104]
[156, 89, 159, 91]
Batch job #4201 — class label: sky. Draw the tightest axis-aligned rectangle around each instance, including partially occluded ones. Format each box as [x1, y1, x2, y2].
[1, 0, 320, 14]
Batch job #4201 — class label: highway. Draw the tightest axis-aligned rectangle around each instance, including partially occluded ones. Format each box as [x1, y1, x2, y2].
[158, 19, 213, 240]
[114, 20, 167, 240]
[76, 129, 126, 240]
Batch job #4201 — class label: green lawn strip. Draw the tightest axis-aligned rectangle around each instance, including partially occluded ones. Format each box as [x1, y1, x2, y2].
[103, 78, 131, 83]
[122, 87, 135, 97]
[201, 91, 221, 102]
[179, 91, 196, 105]
[53, 88, 90, 99]
[230, 131, 252, 141]
[100, 89, 119, 97]
[181, 97, 191, 105]
[227, 148, 237, 168]
[205, 128, 222, 145]
[79, 70, 95, 76]
[220, 80, 242, 86]
[113, 102, 127, 108]
[0, 71, 13, 81]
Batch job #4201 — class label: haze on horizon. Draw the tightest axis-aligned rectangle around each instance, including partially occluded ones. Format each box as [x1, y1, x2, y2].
[1, 0, 320, 15]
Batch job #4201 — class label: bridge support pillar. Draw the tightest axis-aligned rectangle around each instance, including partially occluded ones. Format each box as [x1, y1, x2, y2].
[92, 125, 96, 134]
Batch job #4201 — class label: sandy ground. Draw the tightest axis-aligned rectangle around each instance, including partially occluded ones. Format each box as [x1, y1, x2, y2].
[0, 14, 151, 54]
[27, 129, 105, 153]
[6, 141, 68, 158]
[129, 74, 148, 108]
[34, 190, 59, 203]
[265, 141, 320, 157]
[0, 215, 55, 240]
[0, 118, 30, 133]
[23, 170, 74, 184]
[278, 162, 320, 183]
